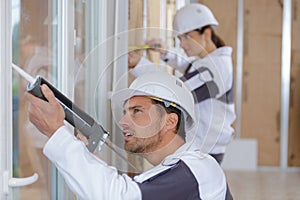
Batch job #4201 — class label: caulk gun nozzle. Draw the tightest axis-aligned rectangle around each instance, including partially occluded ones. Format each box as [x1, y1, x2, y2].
[12, 63, 36, 83]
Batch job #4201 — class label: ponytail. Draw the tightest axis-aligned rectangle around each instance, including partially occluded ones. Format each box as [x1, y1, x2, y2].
[196, 25, 225, 48]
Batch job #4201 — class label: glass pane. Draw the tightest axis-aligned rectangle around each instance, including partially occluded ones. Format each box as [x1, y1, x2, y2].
[73, 0, 132, 173]
[74, 0, 86, 109]
[12, 0, 58, 199]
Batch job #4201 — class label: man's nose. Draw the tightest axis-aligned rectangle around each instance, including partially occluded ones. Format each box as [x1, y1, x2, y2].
[119, 114, 130, 127]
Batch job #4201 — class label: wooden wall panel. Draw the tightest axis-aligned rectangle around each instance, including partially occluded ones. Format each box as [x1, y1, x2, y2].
[146, 0, 162, 63]
[288, 0, 300, 167]
[242, 0, 282, 166]
[128, 0, 144, 47]
[128, 0, 144, 84]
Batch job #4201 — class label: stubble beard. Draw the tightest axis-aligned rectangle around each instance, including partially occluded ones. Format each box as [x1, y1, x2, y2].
[124, 132, 163, 154]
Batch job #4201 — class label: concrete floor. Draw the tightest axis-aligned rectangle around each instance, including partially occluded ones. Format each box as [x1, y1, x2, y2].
[225, 169, 300, 200]
[17, 168, 300, 199]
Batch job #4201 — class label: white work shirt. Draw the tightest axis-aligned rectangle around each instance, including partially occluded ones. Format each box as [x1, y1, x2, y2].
[44, 126, 227, 200]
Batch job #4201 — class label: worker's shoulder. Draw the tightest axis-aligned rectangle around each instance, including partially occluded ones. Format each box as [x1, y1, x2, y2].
[192, 46, 233, 67]
[180, 151, 224, 174]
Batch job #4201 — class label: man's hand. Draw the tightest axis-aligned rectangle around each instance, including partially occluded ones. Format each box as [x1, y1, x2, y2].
[26, 84, 65, 138]
[76, 133, 89, 145]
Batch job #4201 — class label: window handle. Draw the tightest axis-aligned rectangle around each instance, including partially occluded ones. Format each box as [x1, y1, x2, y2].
[3, 171, 39, 195]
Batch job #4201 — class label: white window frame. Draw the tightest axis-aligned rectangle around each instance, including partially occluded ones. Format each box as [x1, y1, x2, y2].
[53, 0, 75, 199]
[280, 0, 292, 169]
[0, 0, 13, 199]
[0, 0, 128, 198]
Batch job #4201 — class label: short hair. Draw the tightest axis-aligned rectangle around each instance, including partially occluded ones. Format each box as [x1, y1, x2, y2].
[151, 99, 186, 141]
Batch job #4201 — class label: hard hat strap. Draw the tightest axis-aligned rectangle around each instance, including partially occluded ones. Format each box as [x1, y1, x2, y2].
[148, 96, 177, 108]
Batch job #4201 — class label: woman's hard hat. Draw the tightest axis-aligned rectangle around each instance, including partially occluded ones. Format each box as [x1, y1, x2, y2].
[173, 3, 219, 37]
[111, 71, 196, 130]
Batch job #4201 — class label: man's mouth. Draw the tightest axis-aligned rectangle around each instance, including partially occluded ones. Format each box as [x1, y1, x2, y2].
[123, 132, 134, 142]
[124, 132, 134, 137]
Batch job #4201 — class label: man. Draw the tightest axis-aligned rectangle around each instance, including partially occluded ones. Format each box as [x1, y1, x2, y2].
[26, 71, 229, 199]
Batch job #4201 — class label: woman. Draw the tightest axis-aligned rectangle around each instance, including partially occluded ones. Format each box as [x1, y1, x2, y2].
[128, 3, 236, 165]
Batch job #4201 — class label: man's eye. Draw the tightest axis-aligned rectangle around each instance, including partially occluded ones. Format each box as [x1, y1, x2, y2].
[133, 108, 141, 114]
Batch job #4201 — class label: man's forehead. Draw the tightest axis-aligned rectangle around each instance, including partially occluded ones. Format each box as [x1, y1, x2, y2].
[124, 96, 152, 107]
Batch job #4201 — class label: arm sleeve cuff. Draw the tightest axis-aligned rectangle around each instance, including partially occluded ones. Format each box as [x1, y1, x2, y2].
[130, 57, 161, 77]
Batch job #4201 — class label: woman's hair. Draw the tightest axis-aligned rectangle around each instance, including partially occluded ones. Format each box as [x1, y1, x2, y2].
[197, 25, 225, 48]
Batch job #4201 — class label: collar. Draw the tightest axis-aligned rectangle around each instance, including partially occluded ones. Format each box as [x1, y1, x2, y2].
[133, 143, 196, 183]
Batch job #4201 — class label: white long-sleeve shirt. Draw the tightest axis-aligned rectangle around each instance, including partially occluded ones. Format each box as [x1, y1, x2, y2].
[130, 47, 236, 154]
[43, 126, 227, 199]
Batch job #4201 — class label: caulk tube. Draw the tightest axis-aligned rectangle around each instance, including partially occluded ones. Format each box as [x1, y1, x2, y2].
[27, 76, 109, 152]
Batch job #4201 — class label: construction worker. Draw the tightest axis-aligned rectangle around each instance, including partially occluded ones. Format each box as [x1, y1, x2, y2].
[26, 71, 231, 199]
[128, 3, 236, 164]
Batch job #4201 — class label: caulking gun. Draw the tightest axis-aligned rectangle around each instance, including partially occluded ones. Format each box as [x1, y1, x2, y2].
[12, 63, 109, 152]
[12, 63, 141, 172]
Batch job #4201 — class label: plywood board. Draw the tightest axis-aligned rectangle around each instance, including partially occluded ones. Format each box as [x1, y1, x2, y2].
[289, 59, 300, 166]
[242, 0, 282, 166]
[146, 0, 161, 64]
[241, 64, 281, 166]
[288, 0, 300, 166]
[291, 0, 300, 50]
[128, 0, 144, 46]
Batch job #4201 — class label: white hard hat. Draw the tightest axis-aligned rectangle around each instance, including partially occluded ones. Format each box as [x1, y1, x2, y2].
[173, 3, 219, 37]
[111, 71, 196, 130]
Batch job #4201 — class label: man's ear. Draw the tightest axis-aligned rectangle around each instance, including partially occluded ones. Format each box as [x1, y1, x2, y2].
[165, 113, 178, 131]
